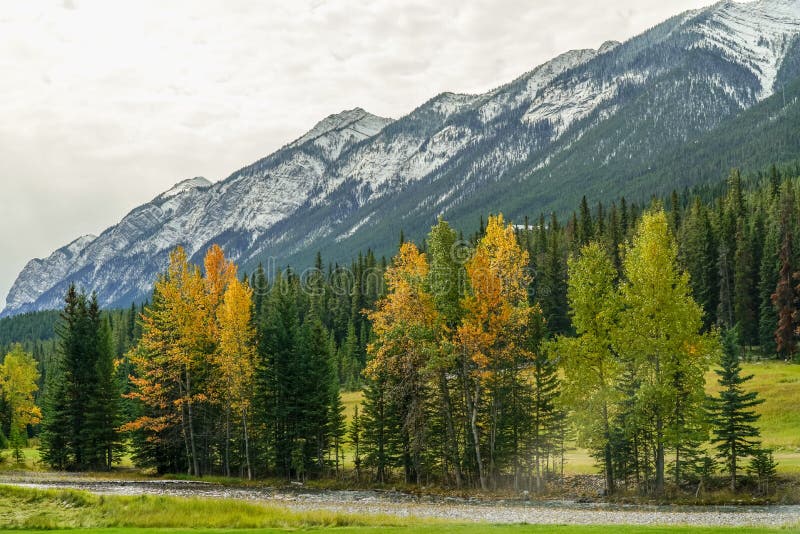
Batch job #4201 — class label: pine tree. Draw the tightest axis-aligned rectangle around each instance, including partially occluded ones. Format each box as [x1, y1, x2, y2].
[678, 199, 718, 328]
[349, 405, 363, 481]
[773, 192, 796, 360]
[361, 372, 400, 483]
[85, 316, 122, 470]
[733, 221, 758, 345]
[257, 272, 301, 477]
[39, 355, 69, 469]
[539, 214, 570, 334]
[748, 448, 778, 495]
[578, 196, 594, 246]
[758, 223, 780, 354]
[527, 317, 559, 492]
[328, 376, 346, 477]
[297, 314, 337, 475]
[708, 328, 765, 491]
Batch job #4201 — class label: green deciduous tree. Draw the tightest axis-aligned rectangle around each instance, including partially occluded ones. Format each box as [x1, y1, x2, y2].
[619, 209, 717, 494]
[554, 241, 621, 494]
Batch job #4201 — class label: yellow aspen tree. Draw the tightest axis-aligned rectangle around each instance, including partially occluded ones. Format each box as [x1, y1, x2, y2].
[214, 276, 257, 479]
[457, 214, 532, 490]
[366, 241, 439, 484]
[0, 345, 41, 460]
[204, 244, 238, 333]
[126, 246, 209, 476]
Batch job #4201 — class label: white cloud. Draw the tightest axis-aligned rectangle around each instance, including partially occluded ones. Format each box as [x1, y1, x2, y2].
[0, 0, 717, 308]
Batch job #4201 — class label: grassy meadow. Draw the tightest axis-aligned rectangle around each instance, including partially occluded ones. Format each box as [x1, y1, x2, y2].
[5, 527, 794, 534]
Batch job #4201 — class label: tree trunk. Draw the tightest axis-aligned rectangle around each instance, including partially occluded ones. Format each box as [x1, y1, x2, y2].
[655, 414, 665, 495]
[178, 381, 192, 476]
[185, 368, 200, 477]
[243, 409, 252, 480]
[602, 403, 615, 495]
[466, 382, 486, 490]
[438, 371, 462, 488]
[489, 395, 498, 490]
[224, 405, 231, 477]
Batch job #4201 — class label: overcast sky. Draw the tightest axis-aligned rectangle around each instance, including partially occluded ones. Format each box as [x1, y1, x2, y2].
[0, 0, 721, 308]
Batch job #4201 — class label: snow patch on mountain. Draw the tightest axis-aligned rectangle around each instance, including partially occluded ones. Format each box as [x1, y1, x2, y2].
[4, 234, 96, 311]
[478, 48, 598, 124]
[290, 108, 393, 160]
[157, 176, 212, 200]
[689, 0, 800, 99]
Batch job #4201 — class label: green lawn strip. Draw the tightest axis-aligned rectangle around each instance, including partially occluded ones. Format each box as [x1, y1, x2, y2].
[3, 526, 794, 533]
[0, 484, 433, 530]
[2, 485, 797, 533]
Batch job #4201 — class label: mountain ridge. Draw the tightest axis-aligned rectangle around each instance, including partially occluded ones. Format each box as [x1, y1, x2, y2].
[5, 0, 800, 316]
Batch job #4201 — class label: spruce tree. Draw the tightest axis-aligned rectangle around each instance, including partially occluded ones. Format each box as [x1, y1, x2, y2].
[538, 214, 570, 334]
[708, 328, 765, 491]
[773, 193, 796, 360]
[361, 372, 400, 483]
[748, 448, 778, 495]
[296, 313, 337, 475]
[758, 224, 780, 354]
[39, 350, 70, 469]
[578, 195, 593, 246]
[528, 327, 559, 492]
[733, 221, 758, 345]
[678, 199, 718, 328]
[85, 316, 122, 470]
[349, 405, 363, 480]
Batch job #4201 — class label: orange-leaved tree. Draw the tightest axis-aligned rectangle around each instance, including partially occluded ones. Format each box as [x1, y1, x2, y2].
[214, 274, 257, 479]
[366, 241, 440, 484]
[456, 214, 534, 490]
[125, 245, 254, 477]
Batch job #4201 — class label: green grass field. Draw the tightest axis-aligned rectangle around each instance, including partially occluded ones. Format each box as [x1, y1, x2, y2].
[5, 528, 794, 534]
[0, 485, 792, 533]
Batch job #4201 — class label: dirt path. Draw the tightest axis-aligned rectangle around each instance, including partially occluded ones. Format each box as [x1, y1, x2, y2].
[2, 473, 799, 528]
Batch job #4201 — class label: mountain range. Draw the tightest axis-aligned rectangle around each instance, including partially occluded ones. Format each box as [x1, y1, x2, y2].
[4, 0, 800, 317]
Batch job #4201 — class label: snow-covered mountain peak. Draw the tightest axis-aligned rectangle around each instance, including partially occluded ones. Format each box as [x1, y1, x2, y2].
[66, 234, 97, 254]
[427, 92, 480, 118]
[290, 108, 393, 157]
[4, 233, 98, 312]
[476, 48, 598, 124]
[157, 176, 212, 201]
[598, 40, 621, 54]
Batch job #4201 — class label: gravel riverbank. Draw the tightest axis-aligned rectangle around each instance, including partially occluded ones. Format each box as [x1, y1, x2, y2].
[2, 473, 799, 528]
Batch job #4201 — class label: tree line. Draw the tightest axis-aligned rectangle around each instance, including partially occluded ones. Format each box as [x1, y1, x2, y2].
[9, 162, 798, 494]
